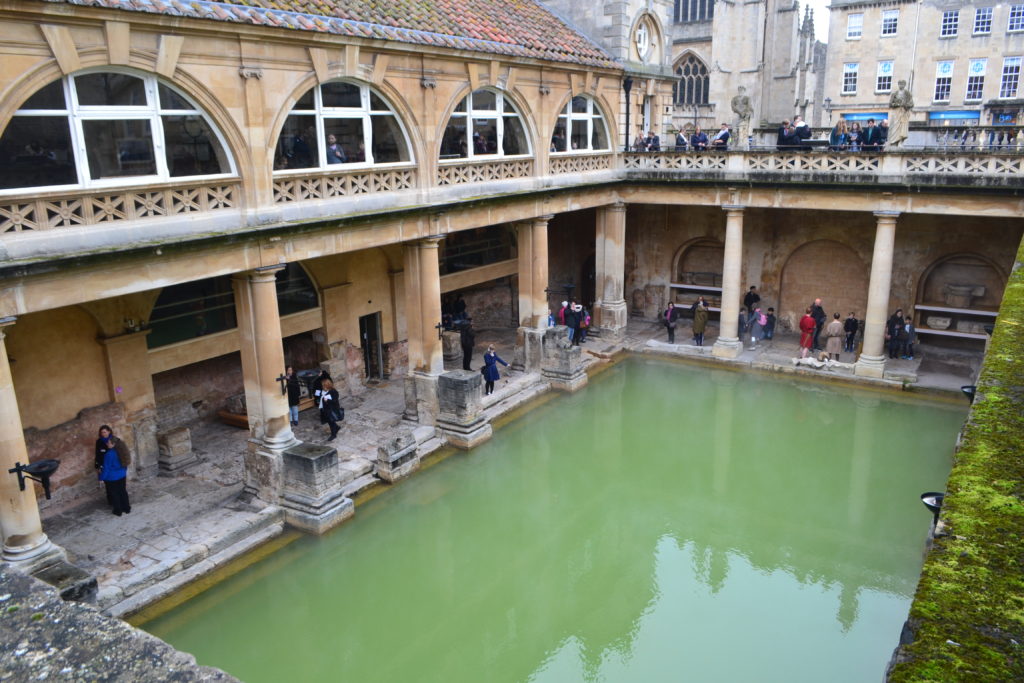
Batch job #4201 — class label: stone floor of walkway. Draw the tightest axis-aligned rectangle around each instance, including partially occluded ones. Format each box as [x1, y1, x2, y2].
[40, 319, 979, 617]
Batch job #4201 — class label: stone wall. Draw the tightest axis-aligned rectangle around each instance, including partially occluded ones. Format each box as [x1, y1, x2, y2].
[548, 208, 597, 310]
[152, 353, 244, 431]
[460, 280, 517, 329]
[26, 402, 127, 514]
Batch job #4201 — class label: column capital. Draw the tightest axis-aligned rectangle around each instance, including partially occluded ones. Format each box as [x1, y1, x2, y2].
[0, 316, 15, 341]
[722, 204, 745, 213]
[533, 214, 554, 224]
[873, 210, 900, 220]
[603, 201, 626, 213]
[415, 236, 444, 249]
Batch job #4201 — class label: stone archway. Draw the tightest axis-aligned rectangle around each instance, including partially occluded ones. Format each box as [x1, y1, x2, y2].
[779, 240, 868, 331]
[917, 253, 1006, 310]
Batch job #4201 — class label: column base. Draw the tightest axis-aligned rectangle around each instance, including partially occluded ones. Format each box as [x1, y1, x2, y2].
[436, 370, 492, 449]
[2, 534, 66, 573]
[854, 354, 887, 378]
[512, 327, 544, 373]
[280, 442, 353, 535]
[597, 300, 628, 339]
[712, 337, 744, 359]
[541, 339, 588, 393]
[437, 416, 493, 449]
[376, 431, 421, 482]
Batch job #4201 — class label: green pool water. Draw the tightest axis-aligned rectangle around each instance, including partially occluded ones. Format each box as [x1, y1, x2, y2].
[143, 358, 966, 683]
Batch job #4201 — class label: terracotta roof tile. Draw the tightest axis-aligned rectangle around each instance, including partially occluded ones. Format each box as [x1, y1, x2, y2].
[43, 0, 618, 68]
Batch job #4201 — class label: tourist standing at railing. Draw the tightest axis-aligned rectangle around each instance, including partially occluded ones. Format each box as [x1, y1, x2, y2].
[793, 116, 812, 151]
[879, 120, 889, 147]
[777, 120, 794, 150]
[643, 130, 661, 152]
[863, 119, 884, 152]
[690, 126, 709, 151]
[633, 130, 645, 152]
[674, 131, 688, 151]
[711, 124, 730, 150]
[829, 120, 850, 151]
[848, 122, 862, 151]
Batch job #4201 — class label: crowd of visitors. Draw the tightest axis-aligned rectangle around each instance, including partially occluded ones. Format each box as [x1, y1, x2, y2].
[557, 300, 592, 346]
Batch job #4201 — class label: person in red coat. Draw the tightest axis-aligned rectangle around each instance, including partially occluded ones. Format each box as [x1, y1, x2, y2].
[799, 307, 816, 359]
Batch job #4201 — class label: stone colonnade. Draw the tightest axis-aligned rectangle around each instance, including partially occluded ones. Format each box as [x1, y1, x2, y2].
[0, 201, 904, 566]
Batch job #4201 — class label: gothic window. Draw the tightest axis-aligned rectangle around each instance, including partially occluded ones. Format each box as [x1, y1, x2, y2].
[673, 56, 710, 105]
[274, 81, 412, 171]
[550, 96, 610, 153]
[674, 0, 714, 23]
[0, 71, 233, 192]
[439, 89, 531, 160]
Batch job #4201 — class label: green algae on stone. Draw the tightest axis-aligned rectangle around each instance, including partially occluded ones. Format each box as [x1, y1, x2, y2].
[887, 242, 1024, 682]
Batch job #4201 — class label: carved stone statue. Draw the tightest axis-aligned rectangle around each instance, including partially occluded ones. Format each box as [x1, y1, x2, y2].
[731, 86, 753, 142]
[888, 80, 914, 148]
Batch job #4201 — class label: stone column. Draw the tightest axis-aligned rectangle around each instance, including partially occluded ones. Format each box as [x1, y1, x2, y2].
[515, 216, 551, 372]
[855, 212, 899, 378]
[232, 267, 297, 450]
[403, 238, 444, 424]
[595, 202, 628, 338]
[712, 205, 745, 359]
[0, 317, 63, 569]
[99, 330, 159, 477]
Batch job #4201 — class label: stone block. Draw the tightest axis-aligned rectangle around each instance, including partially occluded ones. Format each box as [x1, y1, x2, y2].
[404, 372, 440, 425]
[541, 335, 588, 392]
[436, 370, 492, 448]
[512, 326, 544, 372]
[279, 442, 353, 535]
[376, 430, 420, 482]
[442, 330, 463, 362]
[157, 427, 198, 475]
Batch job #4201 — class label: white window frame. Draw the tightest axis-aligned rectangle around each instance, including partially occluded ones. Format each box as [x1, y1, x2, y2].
[966, 59, 987, 101]
[941, 10, 959, 37]
[1010, 5, 1024, 32]
[881, 9, 899, 36]
[441, 89, 533, 161]
[842, 63, 859, 94]
[876, 61, 894, 93]
[274, 81, 413, 174]
[550, 96, 611, 154]
[1, 68, 235, 196]
[973, 7, 993, 34]
[934, 62, 954, 102]
[1000, 57, 1022, 98]
[847, 13, 864, 39]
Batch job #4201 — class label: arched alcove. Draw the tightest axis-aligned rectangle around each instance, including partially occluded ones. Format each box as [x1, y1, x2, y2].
[779, 240, 868, 329]
[674, 238, 723, 285]
[917, 253, 1006, 310]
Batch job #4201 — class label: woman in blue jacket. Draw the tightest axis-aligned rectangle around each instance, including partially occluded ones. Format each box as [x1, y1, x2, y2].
[482, 345, 508, 396]
[95, 425, 131, 516]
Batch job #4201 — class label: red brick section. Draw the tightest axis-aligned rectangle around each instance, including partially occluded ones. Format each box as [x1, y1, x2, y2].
[44, 0, 617, 68]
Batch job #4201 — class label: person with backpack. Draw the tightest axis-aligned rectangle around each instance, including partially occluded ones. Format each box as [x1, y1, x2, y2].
[578, 307, 591, 344]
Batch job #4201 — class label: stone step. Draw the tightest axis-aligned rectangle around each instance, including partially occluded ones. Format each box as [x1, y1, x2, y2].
[338, 457, 374, 484]
[343, 473, 379, 499]
[101, 505, 285, 617]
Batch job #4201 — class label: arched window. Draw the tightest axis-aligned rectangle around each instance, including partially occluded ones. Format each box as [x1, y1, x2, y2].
[440, 89, 530, 160]
[550, 96, 610, 153]
[674, 56, 710, 105]
[675, 0, 715, 23]
[0, 71, 233, 192]
[147, 264, 318, 349]
[273, 81, 412, 171]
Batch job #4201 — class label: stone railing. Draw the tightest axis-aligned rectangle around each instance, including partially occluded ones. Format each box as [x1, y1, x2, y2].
[272, 166, 416, 203]
[0, 180, 240, 233]
[436, 158, 534, 186]
[549, 153, 614, 175]
[622, 151, 1024, 186]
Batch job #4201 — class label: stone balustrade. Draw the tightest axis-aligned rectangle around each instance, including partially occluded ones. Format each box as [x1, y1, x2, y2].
[272, 165, 416, 203]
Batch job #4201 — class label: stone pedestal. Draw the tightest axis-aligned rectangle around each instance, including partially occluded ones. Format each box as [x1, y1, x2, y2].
[157, 427, 198, 475]
[512, 326, 545, 372]
[541, 331, 588, 392]
[596, 300, 628, 340]
[711, 337, 744, 359]
[436, 370, 492, 449]
[376, 431, 420, 482]
[442, 330, 462, 363]
[853, 354, 886, 379]
[403, 371, 441, 425]
[280, 442, 353, 534]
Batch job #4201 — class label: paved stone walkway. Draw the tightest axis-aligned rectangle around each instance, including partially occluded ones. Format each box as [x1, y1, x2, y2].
[40, 319, 978, 617]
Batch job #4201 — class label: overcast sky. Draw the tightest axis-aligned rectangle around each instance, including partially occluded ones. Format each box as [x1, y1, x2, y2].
[807, 0, 831, 43]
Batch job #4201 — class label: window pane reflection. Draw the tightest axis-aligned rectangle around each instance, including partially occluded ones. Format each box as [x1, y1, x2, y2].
[162, 115, 230, 176]
[472, 120, 498, 155]
[502, 116, 527, 155]
[440, 118, 468, 159]
[83, 119, 156, 178]
[274, 115, 319, 170]
[0, 117, 77, 189]
[551, 118, 568, 152]
[324, 118, 363, 164]
[76, 73, 147, 107]
[372, 116, 409, 163]
[22, 81, 66, 110]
